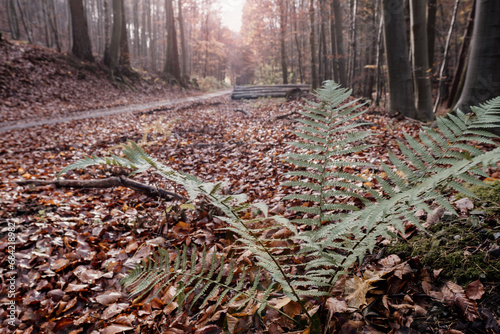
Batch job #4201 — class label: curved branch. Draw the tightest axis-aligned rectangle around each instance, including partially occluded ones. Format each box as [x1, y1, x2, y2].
[16, 176, 184, 201]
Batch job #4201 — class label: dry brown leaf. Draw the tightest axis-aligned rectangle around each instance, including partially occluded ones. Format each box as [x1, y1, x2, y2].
[424, 206, 445, 228]
[441, 281, 479, 322]
[465, 280, 485, 300]
[100, 324, 135, 334]
[95, 292, 122, 306]
[102, 303, 129, 320]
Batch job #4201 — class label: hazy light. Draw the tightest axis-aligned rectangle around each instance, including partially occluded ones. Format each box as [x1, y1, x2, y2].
[219, 0, 245, 33]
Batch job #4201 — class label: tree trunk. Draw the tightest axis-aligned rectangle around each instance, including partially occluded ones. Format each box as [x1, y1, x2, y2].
[332, 0, 346, 86]
[292, 1, 304, 83]
[46, 0, 61, 52]
[69, 0, 94, 62]
[119, 0, 130, 68]
[382, 0, 417, 119]
[427, 0, 437, 69]
[178, 0, 188, 80]
[447, 0, 475, 108]
[164, 0, 182, 83]
[16, 0, 33, 44]
[410, 0, 434, 120]
[105, 0, 122, 72]
[329, 1, 339, 82]
[309, 0, 318, 89]
[7, 0, 20, 40]
[454, 0, 500, 120]
[348, 0, 357, 87]
[433, 0, 460, 114]
[279, 0, 288, 84]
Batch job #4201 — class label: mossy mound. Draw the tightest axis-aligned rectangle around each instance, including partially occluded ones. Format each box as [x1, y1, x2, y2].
[387, 180, 500, 287]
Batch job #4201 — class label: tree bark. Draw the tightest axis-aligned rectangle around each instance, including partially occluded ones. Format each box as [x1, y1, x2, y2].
[447, 0, 476, 108]
[279, 0, 288, 84]
[164, 0, 182, 83]
[382, 0, 417, 119]
[104, 0, 122, 72]
[69, 0, 94, 62]
[410, 0, 434, 120]
[178, 0, 188, 80]
[433, 0, 460, 114]
[7, 0, 20, 40]
[119, 0, 130, 68]
[427, 0, 437, 69]
[309, 0, 318, 89]
[454, 0, 500, 119]
[332, 0, 346, 86]
[17, 176, 183, 201]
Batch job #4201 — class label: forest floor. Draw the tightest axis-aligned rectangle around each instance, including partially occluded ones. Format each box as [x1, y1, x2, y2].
[1, 38, 500, 333]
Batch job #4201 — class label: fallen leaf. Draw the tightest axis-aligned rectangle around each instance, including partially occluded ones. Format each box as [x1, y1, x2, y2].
[465, 280, 485, 300]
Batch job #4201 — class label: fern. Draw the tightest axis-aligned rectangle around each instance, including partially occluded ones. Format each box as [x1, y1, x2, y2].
[58, 82, 500, 332]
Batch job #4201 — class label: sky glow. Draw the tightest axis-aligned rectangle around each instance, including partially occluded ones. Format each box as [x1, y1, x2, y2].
[219, 0, 245, 32]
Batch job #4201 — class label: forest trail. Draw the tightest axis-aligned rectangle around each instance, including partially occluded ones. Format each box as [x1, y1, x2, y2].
[0, 89, 232, 133]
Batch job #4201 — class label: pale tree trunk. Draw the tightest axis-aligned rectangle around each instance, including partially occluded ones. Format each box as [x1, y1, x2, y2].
[410, 0, 434, 121]
[292, 1, 304, 83]
[332, 0, 346, 86]
[178, 0, 188, 80]
[382, 0, 417, 119]
[164, 0, 182, 83]
[16, 0, 33, 44]
[133, 0, 140, 60]
[454, 0, 500, 125]
[329, 1, 339, 82]
[69, 0, 94, 62]
[433, 0, 460, 114]
[7, 0, 20, 40]
[279, 0, 288, 84]
[46, 0, 61, 52]
[309, 0, 318, 89]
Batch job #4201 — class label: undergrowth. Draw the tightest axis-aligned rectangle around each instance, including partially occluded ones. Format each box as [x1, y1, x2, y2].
[59, 81, 500, 333]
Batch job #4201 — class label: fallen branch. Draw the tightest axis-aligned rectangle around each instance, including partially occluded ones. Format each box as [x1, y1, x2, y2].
[17, 176, 184, 201]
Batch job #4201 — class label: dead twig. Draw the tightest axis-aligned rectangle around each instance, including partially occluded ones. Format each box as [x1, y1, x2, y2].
[16, 176, 184, 201]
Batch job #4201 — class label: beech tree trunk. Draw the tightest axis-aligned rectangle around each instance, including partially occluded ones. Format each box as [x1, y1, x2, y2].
[7, 0, 20, 40]
[410, 0, 434, 120]
[332, 0, 346, 86]
[447, 0, 476, 108]
[178, 0, 188, 80]
[118, 0, 130, 68]
[279, 0, 288, 84]
[69, 0, 94, 62]
[104, 0, 122, 72]
[164, 0, 182, 83]
[309, 0, 318, 89]
[382, 0, 417, 119]
[454, 0, 500, 120]
[427, 0, 437, 69]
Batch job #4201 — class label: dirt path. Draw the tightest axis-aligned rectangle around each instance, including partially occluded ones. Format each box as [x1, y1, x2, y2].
[0, 89, 232, 133]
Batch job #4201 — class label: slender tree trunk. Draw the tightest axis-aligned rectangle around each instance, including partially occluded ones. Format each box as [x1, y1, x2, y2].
[7, 0, 20, 40]
[103, 0, 111, 66]
[427, 0, 437, 69]
[178, 0, 188, 80]
[309, 0, 318, 89]
[164, 0, 182, 83]
[279, 0, 288, 84]
[133, 0, 140, 60]
[383, 0, 417, 119]
[16, 0, 33, 43]
[454, 0, 500, 120]
[45, 0, 61, 51]
[332, 0, 346, 86]
[292, 1, 304, 83]
[374, 14, 384, 107]
[69, 0, 94, 62]
[433, 0, 460, 114]
[329, 3, 338, 82]
[348, 0, 357, 86]
[410, 0, 434, 120]
[447, 0, 475, 108]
